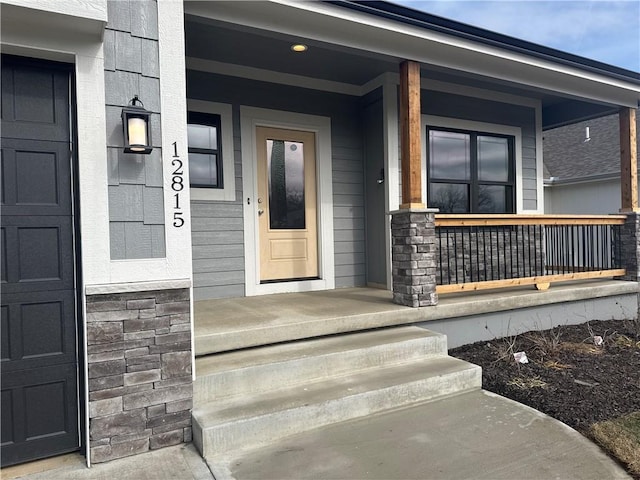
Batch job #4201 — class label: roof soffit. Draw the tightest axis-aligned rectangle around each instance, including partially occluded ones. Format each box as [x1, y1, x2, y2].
[184, 0, 640, 108]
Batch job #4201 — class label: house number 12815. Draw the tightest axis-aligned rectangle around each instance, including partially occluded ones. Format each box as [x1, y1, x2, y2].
[171, 141, 184, 228]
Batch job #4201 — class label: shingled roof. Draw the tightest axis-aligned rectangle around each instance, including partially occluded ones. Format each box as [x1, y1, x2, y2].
[543, 110, 640, 183]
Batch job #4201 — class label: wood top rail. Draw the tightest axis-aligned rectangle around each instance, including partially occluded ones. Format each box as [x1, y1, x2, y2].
[435, 214, 627, 227]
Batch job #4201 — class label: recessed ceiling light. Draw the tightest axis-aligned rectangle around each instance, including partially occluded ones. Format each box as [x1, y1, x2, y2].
[291, 44, 308, 52]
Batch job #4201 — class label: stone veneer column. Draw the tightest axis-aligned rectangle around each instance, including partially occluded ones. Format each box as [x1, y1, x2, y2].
[391, 209, 439, 307]
[618, 213, 640, 283]
[87, 288, 192, 463]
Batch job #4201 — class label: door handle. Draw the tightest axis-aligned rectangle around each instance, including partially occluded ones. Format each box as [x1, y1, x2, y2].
[258, 209, 264, 215]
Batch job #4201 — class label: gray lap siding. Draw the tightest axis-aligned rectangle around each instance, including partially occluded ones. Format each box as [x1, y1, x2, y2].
[187, 72, 366, 299]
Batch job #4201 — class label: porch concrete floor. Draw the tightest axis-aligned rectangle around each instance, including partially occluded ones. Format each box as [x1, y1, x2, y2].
[194, 279, 638, 355]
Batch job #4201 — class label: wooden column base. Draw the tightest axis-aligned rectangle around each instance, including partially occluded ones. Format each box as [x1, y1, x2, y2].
[399, 202, 426, 210]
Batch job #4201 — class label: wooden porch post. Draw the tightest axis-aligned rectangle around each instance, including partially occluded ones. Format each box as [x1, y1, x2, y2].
[391, 60, 438, 307]
[399, 60, 424, 209]
[617, 107, 640, 285]
[620, 107, 638, 213]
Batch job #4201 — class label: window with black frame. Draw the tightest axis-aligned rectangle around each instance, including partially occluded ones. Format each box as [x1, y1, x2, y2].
[427, 127, 515, 213]
[187, 111, 222, 188]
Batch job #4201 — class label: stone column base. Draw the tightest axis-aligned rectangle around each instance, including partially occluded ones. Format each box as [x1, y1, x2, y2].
[391, 208, 438, 307]
[615, 213, 640, 321]
[86, 287, 192, 463]
[617, 213, 640, 283]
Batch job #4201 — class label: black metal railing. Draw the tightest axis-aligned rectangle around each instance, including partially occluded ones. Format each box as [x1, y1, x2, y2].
[434, 215, 625, 290]
[544, 224, 622, 274]
[436, 224, 545, 286]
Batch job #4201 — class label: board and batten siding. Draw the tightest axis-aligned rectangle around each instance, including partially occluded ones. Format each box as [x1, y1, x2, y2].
[422, 90, 538, 211]
[187, 71, 366, 299]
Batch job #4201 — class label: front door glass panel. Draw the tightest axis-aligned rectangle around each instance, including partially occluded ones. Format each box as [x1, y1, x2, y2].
[267, 139, 305, 229]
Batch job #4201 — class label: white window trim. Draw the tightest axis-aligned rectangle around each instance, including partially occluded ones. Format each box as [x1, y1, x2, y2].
[383, 79, 399, 290]
[187, 100, 235, 201]
[240, 106, 335, 296]
[421, 115, 525, 214]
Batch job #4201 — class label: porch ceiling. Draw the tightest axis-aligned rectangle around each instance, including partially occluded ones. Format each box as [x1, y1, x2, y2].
[185, 16, 400, 86]
[184, 14, 624, 128]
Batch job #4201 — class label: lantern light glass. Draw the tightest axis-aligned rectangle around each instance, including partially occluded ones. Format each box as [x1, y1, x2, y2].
[122, 96, 152, 154]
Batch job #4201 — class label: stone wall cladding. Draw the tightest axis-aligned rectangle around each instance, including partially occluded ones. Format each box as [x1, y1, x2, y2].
[617, 213, 640, 282]
[86, 288, 192, 463]
[437, 226, 545, 285]
[391, 209, 438, 307]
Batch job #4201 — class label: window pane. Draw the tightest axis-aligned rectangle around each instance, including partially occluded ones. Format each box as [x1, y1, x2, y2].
[188, 124, 217, 150]
[267, 140, 305, 229]
[478, 185, 509, 213]
[478, 136, 509, 182]
[429, 183, 468, 213]
[189, 153, 218, 187]
[429, 130, 470, 180]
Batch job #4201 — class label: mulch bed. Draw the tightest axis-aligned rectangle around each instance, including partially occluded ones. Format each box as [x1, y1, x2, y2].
[450, 319, 640, 477]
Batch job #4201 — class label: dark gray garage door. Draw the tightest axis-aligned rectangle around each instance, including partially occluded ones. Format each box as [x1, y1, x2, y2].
[1, 55, 80, 466]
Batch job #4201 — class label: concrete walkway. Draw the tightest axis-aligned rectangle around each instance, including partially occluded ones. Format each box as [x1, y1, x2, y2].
[2, 443, 213, 480]
[4, 391, 629, 480]
[209, 390, 629, 480]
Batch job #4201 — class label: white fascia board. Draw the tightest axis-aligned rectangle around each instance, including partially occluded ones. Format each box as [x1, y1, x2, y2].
[186, 0, 639, 107]
[1, 0, 106, 21]
[0, 1, 106, 37]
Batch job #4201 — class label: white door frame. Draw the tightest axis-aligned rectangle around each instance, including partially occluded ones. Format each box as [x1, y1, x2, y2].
[240, 106, 334, 296]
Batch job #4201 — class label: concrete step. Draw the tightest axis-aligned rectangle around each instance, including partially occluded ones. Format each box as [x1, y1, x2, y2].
[194, 327, 447, 404]
[192, 355, 481, 458]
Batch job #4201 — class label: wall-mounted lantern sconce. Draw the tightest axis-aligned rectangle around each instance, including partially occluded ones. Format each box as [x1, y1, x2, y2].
[122, 95, 152, 154]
